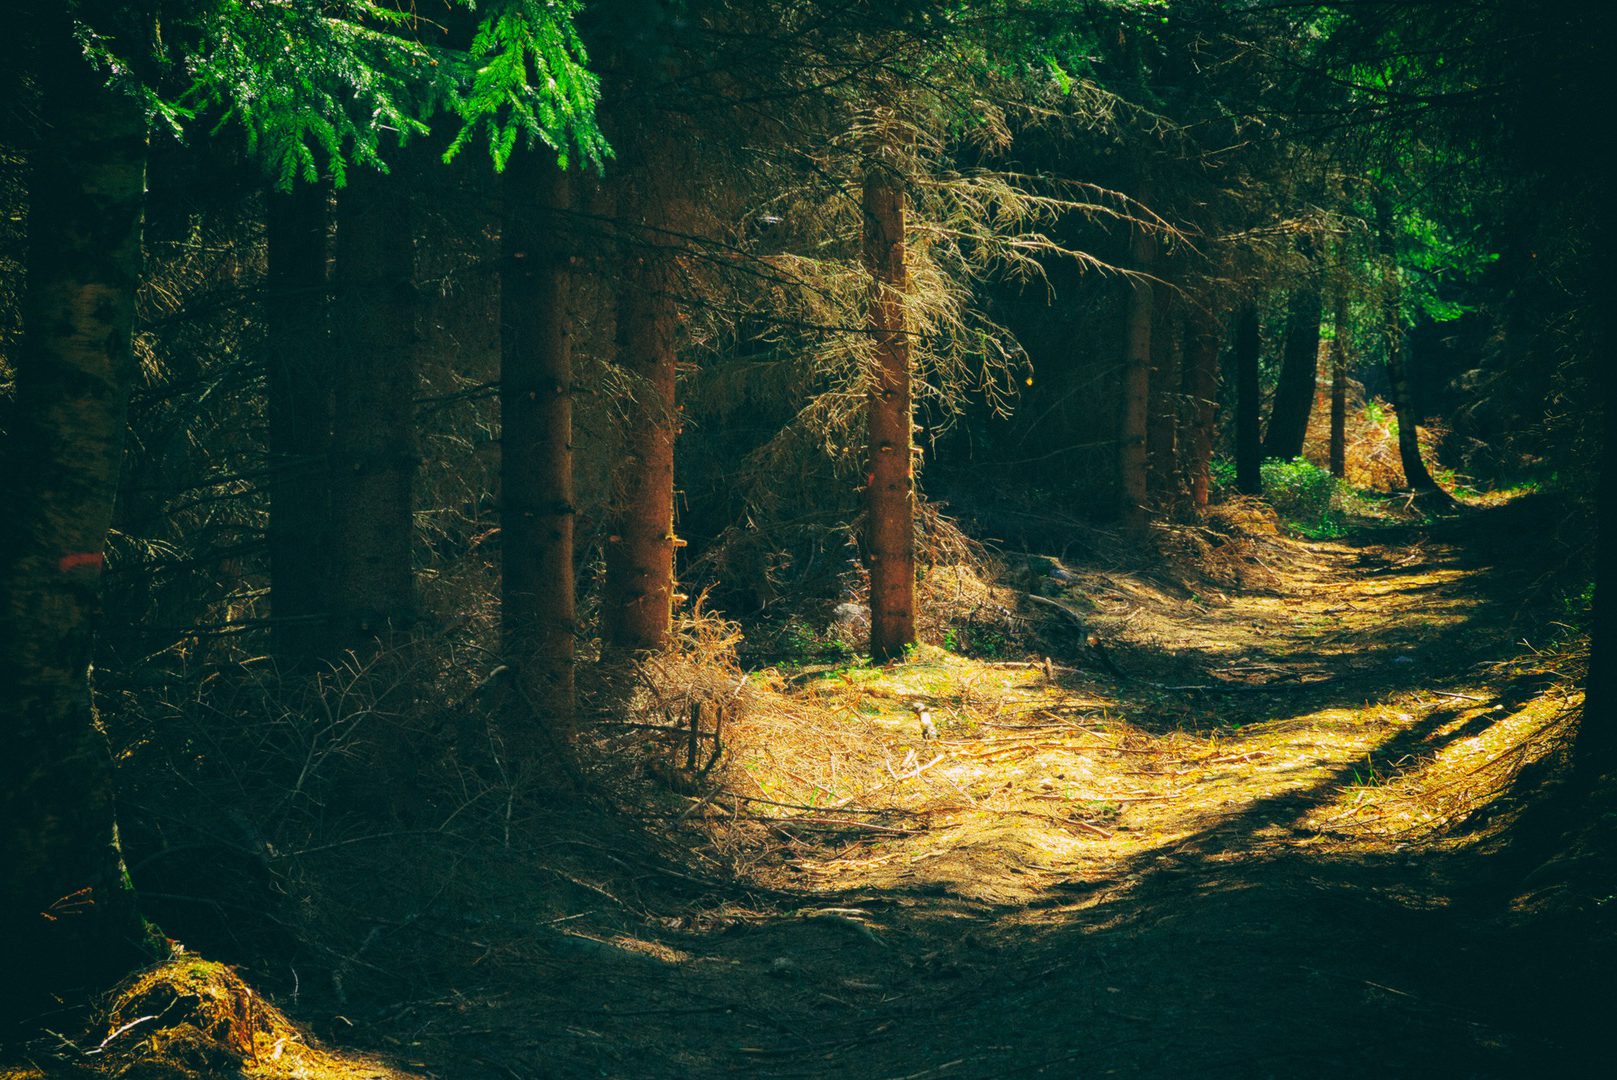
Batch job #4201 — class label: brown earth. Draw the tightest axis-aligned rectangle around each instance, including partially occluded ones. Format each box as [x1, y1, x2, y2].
[336, 496, 1603, 1079]
[15, 497, 1607, 1080]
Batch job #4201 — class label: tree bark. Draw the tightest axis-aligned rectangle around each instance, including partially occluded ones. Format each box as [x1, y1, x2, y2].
[1385, 335, 1437, 491]
[0, 8, 153, 1023]
[1376, 198, 1444, 499]
[1574, 276, 1616, 787]
[1182, 311, 1223, 510]
[1383, 283, 1441, 494]
[862, 151, 917, 660]
[1118, 228, 1156, 524]
[604, 156, 680, 653]
[1329, 288, 1349, 479]
[266, 183, 333, 669]
[331, 169, 418, 656]
[1263, 287, 1323, 462]
[501, 154, 576, 721]
[1146, 295, 1183, 504]
[1234, 303, 1263, 495]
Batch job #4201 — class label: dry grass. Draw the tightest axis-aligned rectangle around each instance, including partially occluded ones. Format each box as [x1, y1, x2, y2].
[1300, 376, 1451, 493]
[608, 494, 1586, 921]
[24, 959, 416, 1080]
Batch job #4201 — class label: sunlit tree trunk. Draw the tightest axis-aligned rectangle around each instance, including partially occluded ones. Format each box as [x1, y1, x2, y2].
[0, 8, 153, 1022]
[1328, 289, 1349, 479]
[604, 150, 680, 653]
[862, 142, 917, 660]
[501, 155, 576, 722]
[331, 169, 418, 656]
[1263, 287, 1322, 462]
[266, 183, 333, 669]
[1234, 303, 1263, 495]
[1182, 311, 1222, 510]
[1118, 227, 1156, 524]
[1146, 295, 1182, 504]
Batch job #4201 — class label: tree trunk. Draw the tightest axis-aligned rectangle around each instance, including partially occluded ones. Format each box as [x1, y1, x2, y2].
[1385, 331, 1437, 492]
[862, 151, 917, 660]
[1146, 295, 1183, 503]
[604, 157, 680, 653]
[1329, 289, 1349, 479]
[501, 154, 576, 722]
[1182, 311, 1222, 510]
[1263, 287, 1323, 462]
[1574, 286, 1616, 787]
[1383, 284, 1441, 494]
[1234, 303, 1263, 495]
[331, 169, 418, 656]
[0, 11, 153, 1023]
[266, 184, 333, 669]
[1376, 198, 1444, 499]
[1118, 228, 1156, 524]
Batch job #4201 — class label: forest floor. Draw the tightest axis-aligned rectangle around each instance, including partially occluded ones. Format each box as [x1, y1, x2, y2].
[325, 495, 1606, 1080]
[20, 496, 1610, 1080]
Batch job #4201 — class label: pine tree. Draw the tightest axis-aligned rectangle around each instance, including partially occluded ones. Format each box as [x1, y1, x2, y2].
[862, 129, 918, 660]
[501, 152, 578, 725]
[1118, 226, 1157, 523]
[1328, 288, 1349, 479]
[1146, 293, 1183, 503]
[1182, 310, 1223, 510]
[1234, 303, 1263, 495]
[330, 167, 419, 655]
[0, 0, 155, 1023]
[266, 183, 334, 668]
[1264, 285, 1323, 462]
[604, 130, 681, 653]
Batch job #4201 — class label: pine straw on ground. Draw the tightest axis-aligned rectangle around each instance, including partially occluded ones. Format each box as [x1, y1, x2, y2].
[1299, 375, 1449, 493]
[2, 961, 416, 1080]
[14, 497, 1604, 1080]
[630, 496, 1588, 922]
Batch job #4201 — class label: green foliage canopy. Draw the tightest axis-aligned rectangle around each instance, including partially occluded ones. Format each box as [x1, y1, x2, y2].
[80, 0, 607, 187]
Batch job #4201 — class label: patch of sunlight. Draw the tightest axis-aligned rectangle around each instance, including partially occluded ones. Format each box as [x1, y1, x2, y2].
[1302, 690, 1576, 844]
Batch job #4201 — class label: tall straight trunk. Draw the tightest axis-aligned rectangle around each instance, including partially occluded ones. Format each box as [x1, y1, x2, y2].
[1263, 287, 1323, 462]
[1376, 198, 1442, 497]
[1383, 284, 1440, 493]
[1574, 275, 1616, 786]
[331, 169, 418, 655]
[1234, 303, 1263, 495]
[862, 152, 917, 660]
[1182, 311, 1222, 510]
[1146, 294, 1183, 503]
[501, 154, 576, 718]
[604, 157, 680, 652]
[1118, 228, 1156, 524]
[1573, 156, 1617, 788]
[266, 184, 333, 669]
[0, 8, 152, 1023]
[1328, 289, 1349, 478]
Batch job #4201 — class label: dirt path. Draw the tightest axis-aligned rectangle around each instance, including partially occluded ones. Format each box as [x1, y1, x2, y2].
[381, 503, 1593, 1079]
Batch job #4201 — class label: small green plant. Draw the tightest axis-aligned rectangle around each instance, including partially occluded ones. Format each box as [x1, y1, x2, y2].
[1361, 398, 1401, 437]
[1260, 457, 1344, 537]
[775, 616, 857, 666]
[943, 624, 1010, 659]
[1210, 457, 1238, 494]
[1350, 753, 1386, 787]
[1560, 581, 1596, 629]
